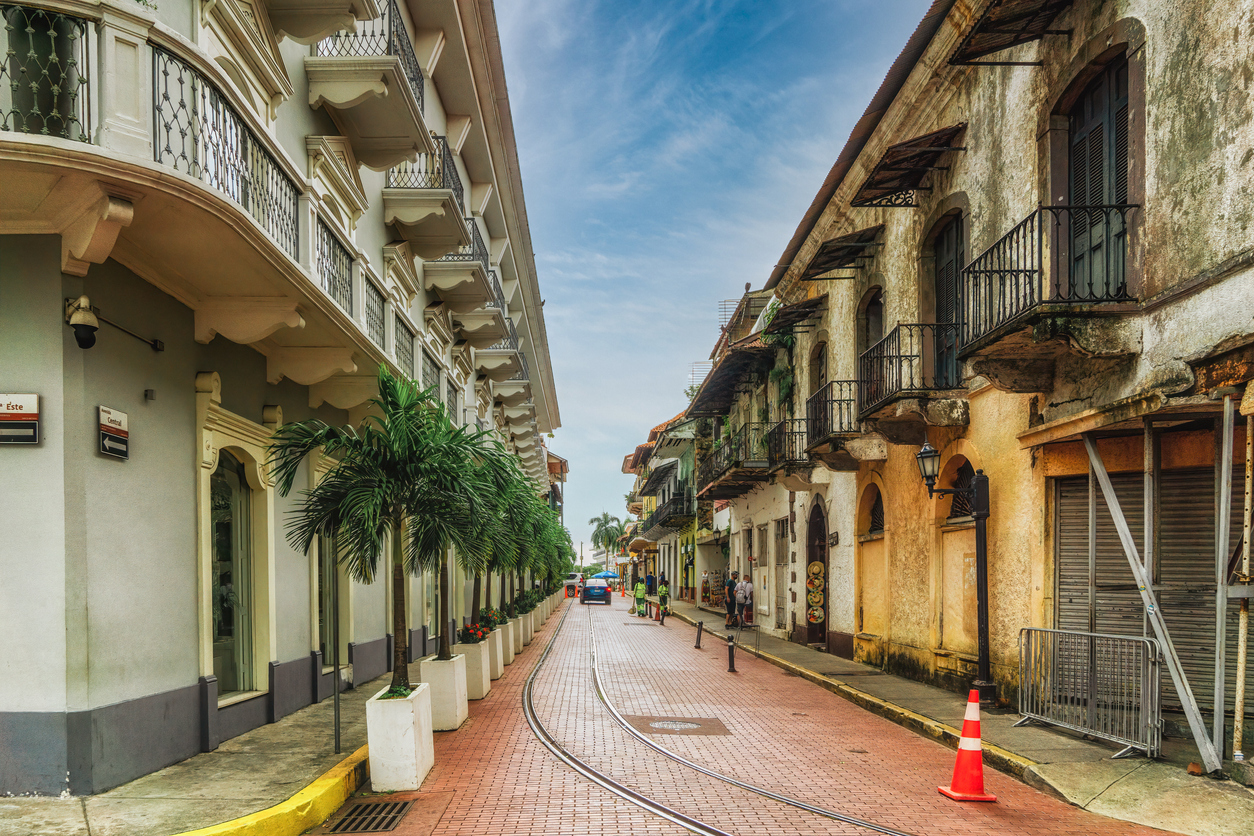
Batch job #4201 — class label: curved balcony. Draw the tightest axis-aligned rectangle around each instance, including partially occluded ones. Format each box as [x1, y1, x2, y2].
[452, 269, 508, 349]
[383, 135, 470, 259]
[696, 423, 770, 500]
[475, 316, 523, 381]
[422, 217, 493, 313]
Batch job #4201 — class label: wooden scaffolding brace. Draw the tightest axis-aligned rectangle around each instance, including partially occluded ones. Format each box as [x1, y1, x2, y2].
[1083, 409, 1230, 773]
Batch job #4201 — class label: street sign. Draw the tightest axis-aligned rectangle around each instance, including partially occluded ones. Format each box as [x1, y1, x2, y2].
[99, 406, 129, 460]
[0, 394, 40, 444]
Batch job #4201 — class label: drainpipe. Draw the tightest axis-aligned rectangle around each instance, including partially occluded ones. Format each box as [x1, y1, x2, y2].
[1234, 393, 1253, 761]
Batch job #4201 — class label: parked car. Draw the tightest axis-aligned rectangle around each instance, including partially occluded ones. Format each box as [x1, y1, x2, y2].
[580, 578, 611, 605]
[564, 572, 584, 596]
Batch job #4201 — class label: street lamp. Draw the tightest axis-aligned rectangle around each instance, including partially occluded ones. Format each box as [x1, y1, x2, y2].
[915, 442, 996, 705]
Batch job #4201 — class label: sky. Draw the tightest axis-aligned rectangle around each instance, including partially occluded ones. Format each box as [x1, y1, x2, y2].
[495, 0, 933, 560]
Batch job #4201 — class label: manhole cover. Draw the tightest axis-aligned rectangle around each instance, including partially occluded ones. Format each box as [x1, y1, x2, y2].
[650, 720, 702, 730]
[330, 800, 413, 833]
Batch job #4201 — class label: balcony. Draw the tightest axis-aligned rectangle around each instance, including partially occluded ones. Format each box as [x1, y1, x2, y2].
[493, 343, 531, 406]
[640, 482, 696, 540]
[308, 0, 432, 170]
[805, 381, 860, 450]
[766, 419, 808, 471]
[475, 315, 522, 381]
[452, 269, 508, 349]
[858, 324, 967, 442]
[696, 423, 770, 500]
[383, 135, 470, 259]
[959, 204, 1139, 391]
[423, 218, 494, 312]
[0, 5, 90, 142]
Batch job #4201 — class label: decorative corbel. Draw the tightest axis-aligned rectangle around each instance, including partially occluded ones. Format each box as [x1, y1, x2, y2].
[265, 347, 358, 385]
[61, 192, 135, 277]
[194, 298, 305, 344]
[308, 373, 379, 410]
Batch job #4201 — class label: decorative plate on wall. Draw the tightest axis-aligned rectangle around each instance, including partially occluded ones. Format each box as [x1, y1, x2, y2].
[807, 606, 825, 624]
[807, 561, 824, 576]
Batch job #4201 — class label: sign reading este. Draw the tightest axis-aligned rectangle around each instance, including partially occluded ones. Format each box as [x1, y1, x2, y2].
[0, 394, 40, 444]
[99, 406, 129, 459]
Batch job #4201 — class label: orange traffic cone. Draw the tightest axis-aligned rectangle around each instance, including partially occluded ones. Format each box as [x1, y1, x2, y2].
[938, 690, 996, 802]
[652, 602, 660, 621]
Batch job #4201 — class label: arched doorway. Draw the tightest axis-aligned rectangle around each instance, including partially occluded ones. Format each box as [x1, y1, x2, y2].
[855, 483, 888, 666]
[806, 503, 828, 645]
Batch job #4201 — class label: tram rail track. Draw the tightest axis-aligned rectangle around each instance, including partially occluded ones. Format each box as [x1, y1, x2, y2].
[522, 600, 920, 836]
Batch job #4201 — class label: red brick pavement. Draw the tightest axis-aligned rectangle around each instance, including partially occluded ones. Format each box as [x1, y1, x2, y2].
[322, 598, 1175, 836]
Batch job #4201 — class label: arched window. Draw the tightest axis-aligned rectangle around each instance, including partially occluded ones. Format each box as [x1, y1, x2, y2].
[947, 460, 976, 521]
[863, 484, 885, 536]
[858, 288, 884, 356]
[931, 215, 963, 386]
[809, 341, 827, 396]
[211, 451, 253, 696]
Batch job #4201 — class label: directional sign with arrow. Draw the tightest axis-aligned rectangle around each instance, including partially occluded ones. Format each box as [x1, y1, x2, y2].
[99, 405, 129, 460]
[0, 394, 39, 444]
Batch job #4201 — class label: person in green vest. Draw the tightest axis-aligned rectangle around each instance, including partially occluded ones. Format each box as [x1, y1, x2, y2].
[657, 576, 670, 615]
[634, 578, 648, 617]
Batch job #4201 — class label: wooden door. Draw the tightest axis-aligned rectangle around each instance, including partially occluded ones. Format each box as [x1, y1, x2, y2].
[806, 504, 828, 644]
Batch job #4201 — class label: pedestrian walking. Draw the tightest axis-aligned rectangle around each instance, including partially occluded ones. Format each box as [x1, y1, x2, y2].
[634, 578, 648, 617]
[657, 576, 670, 615]
[646, 572, 655, 596]
[724, 571, 739, 627]
[734, 575, 754, 627]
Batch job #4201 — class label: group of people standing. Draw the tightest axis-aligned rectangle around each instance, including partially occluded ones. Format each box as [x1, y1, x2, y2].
[723, 571, 754, 628]
[632, 574, 670, 617]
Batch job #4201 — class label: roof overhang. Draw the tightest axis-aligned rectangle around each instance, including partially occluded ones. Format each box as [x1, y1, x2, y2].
[686, 334, 775, 417]
[949, 0, 1073, 66]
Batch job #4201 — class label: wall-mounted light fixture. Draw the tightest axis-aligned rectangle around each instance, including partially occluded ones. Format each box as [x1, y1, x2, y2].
[65, 296, 164, 352]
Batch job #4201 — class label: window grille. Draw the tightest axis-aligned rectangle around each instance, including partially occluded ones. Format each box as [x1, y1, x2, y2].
[153, 48, 299, 257]
[395, 316, 415, 379]
[869, 491, 885, 534]
[445, 378, 459, 423]
[364, 280, 385, 347]
[315, 221, 353, 313]
[422, 351, 441, 402]
[949, 462, 976, 519]
[0, 5, 90, 141]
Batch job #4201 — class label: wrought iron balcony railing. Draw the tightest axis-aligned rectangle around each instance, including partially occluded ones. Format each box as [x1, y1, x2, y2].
[767, 419, 809, 470]
[154, 48, 300, 258]
[960, 204, 1137, 348]
[0, 4, 90, 141]
[434, 217, 491, 274]
[315, 0, 424, 111]
[385, 134, 464, 210]
[316, 220, 353, 313]
[858, 323, 962, 415]
[487, 316, 520, 351]
[484, 270, 507, 311]
[805, 380, 859, 447]
[696, 423, 769, 492]
[510, 347, 530, 382]
[640, 482, 695, 537]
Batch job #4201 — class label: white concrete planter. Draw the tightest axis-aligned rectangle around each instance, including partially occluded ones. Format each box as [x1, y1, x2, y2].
[461, 641, 491, 700]
[521, 612, 533, 646]
[487, 628, 504, 679]
[418, 655, 468, 731]
[509, 618, 524, 654]
[366, 683, 434, 791]
[502, 621, 517, 665]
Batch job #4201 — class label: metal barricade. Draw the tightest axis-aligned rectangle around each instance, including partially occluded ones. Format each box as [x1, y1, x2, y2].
[1017, 627, 1161, 758]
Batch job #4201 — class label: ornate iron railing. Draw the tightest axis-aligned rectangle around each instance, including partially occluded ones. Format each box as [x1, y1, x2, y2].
[0, 4, 90, 140]
[858, 323, 962, 415]
[960, 204, 1137, 348]
[487, 316, 520, 351]
[395, 315, 415, 378]
[386, 134, 463, 210]
[696, 423, 769, 492]
[640, 481, 694, 537]
[510, 347, 530, 382]
[364, 279, 386, 346]
[315, 220, 353, 312]
[767, 419, 808, 470]
[315, 0, 423, 111]
[153, 48, 300, 258]
[434, 217, 491, 274]
[485, 270, 506, 311]
[805, 380, 859, 446]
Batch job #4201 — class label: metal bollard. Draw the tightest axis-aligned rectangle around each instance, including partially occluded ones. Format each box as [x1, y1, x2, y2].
[695, 621, 704, 649]
[727, 634, 736, 673]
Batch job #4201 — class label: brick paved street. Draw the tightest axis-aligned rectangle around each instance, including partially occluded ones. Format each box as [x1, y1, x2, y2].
[324, 599, 1177, 836]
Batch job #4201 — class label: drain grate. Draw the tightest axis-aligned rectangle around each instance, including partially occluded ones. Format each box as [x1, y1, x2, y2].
[622, 622, 659, 626]
[330, 800, 413, 833]
[650, 720, 701, 730]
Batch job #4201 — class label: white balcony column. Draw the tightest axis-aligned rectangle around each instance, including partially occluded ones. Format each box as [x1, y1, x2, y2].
[96, 8, 154, 157]
[384, 297, 396, 356]
[298, 195, 316, 274]
[351, 261, 367, 327]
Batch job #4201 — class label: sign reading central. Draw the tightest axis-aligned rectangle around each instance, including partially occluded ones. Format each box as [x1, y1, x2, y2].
[99, 406, 129, 460]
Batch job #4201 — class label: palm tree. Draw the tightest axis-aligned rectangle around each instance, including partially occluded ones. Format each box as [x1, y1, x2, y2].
[270, 366, 500, 691]
[588, 511, 622, 555]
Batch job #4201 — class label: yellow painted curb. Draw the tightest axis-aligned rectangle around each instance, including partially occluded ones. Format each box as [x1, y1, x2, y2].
[171, 745, 369, 836]
[670, 609, 1036, 779]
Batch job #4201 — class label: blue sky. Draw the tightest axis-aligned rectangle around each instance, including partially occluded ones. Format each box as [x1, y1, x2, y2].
[496, 0, 932, 558]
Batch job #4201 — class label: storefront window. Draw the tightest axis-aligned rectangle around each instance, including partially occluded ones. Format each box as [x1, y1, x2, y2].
[211, 451, 253, 696]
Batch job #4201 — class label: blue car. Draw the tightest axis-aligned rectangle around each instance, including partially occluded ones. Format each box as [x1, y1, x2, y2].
[580, 578, 611, 605]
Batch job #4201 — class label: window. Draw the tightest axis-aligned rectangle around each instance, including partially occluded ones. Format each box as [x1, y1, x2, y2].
[933, 216, 963, 386]
[423, 351, 442, 403]
[867, 487, 885, 535]
[948, 461, 976, 520]
[364, 281, 386, 347]
[317, 535, 339, 665]
[446, 378, 460, 424]
[211, 451, 253, 696]
[395, 316, 415, 379]
[808, 342, 827, 396]
[859, 288, 884, 356]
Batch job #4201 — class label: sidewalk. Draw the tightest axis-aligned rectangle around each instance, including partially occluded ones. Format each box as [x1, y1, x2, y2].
[660, 597, 1254, 836]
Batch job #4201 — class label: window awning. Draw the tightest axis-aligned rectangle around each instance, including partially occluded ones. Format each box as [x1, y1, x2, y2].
[851, 124, 967, 208]
[949, 0, 1073, 66]
[764, 295, 826, 333]
[686, 333, 775, 417]
[800, 227, 884, 280]
[638, 461, 677, 497]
